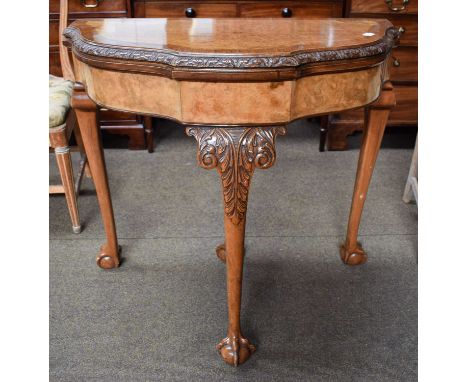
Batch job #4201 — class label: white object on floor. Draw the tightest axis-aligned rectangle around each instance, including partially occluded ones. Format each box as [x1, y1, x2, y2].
[403, 134, 418, 205]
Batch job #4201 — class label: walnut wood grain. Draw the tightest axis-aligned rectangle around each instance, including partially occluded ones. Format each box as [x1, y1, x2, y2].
[72, 60, 385, 125]
[187, 126, 286, 365]
[340, 82, 395, 265]
[326, 85, 417, 150]
[326, 0, 418, 151]
[50, 0, 149, 151]
[66, 17, 399, 366]
[72, 83, 120, 269]
[64, 18, 397, 75]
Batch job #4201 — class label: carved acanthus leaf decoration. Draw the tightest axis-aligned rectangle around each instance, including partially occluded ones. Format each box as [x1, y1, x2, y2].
[187, 127, 286, 224]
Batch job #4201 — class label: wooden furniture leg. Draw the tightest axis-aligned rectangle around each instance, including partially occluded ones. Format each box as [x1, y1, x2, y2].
[72, 84, 120, 269]
[73, 119, 92, 177]
[187, 126, 286, 366]
[319, 115, 329, 152]
[55, 145, 81, 234]
[72, 119, 92, 195]
[340, 82, 396, 265]
[144, 116, 155, 153]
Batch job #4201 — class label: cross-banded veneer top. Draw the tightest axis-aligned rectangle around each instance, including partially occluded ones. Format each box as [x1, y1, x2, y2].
[64, 18, 397, 73]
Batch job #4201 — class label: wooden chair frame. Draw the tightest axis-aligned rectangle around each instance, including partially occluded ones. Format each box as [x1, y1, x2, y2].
[49, 0, 90, 233]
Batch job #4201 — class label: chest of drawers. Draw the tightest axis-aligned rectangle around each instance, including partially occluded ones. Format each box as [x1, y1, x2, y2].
[326, 0, 418, 150]
[133, 0, 343, 18]
[49, 0, 153, 151]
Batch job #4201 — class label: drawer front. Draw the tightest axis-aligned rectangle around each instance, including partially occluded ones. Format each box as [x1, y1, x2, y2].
[49, 20, 60, 46]
[49, 50, 62, 77]
[389, 16, 417, 46]
[390, 86, 417, 123]
[49, 0, 128, 14]
[351, 0, 418, 14]
[389, 47, 417, 82]
[240, 1, 342, 18]
[49, 17, 83, 47]
[143, 2, 237, 17]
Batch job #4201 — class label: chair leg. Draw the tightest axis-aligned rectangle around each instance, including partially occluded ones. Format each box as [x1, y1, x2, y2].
[55, 146, 81, 234]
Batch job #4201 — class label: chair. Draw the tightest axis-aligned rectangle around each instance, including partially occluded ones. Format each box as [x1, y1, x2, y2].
[49, 0, 90, 233]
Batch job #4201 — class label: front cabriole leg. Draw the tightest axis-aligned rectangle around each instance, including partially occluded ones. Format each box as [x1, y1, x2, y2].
[187, 126, 286, 366]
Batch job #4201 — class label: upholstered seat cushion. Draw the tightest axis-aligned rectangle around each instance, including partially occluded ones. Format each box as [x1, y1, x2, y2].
[49, 74, 73, 128]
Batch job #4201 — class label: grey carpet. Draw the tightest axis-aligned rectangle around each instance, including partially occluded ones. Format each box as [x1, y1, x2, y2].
[50, 119, 417, 381]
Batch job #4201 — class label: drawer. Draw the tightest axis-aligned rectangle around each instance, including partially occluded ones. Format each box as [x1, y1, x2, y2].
[49, 50, 62, 77]
[351, 0, 418, 14]
[240, 1, 342, 18]
[49, 0, 128, 14]
[389, 47, 417, 82]
[49, 20, 60, 46]
[143, 2, 237, 18]
[387, 16, 417, 46]
[390, 86, 418, 123]
[49, 44, 74, 76]
[49, 17, 80, 47]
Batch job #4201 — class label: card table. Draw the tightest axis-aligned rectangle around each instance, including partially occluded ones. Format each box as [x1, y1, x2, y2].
[65, 18, 398, 366]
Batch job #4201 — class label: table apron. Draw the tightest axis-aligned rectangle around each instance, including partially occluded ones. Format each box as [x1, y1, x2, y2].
[74, 57, 386, 125]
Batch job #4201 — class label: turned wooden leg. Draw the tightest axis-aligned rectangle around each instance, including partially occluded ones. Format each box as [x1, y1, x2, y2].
[341, 82, 396, 265]
[72, 84, 120, 269]
[187, 126, 286, 366]
[55, 146, 81, 234]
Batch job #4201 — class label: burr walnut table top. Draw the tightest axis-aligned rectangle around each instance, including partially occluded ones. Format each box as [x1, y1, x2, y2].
[65, 18, 397, 124]
[66, 18, 392, 54]
[65, 18, 396, 79]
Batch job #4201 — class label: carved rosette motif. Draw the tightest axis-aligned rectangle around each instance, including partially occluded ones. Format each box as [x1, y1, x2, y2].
[187, 127, 286, 224]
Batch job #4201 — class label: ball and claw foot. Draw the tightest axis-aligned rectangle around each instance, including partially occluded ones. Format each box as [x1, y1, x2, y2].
[96, 244, 121, 269]
[215, 243, 226, 263]
[340, 242, 368, 265]
[216, 335, 256, 366]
